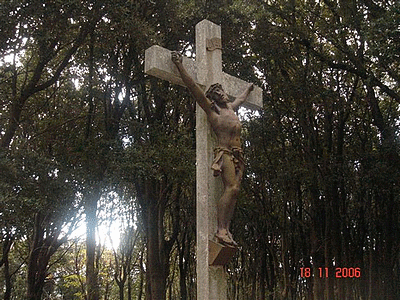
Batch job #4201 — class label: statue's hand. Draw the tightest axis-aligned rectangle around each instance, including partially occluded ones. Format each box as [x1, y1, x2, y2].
[171, 51, 182, 65]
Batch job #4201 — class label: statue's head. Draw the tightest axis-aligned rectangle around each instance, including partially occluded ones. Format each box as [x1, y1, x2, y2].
[206, 83, 228, 104]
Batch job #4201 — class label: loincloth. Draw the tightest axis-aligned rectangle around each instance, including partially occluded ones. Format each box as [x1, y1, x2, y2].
[211, 146, 244, 177]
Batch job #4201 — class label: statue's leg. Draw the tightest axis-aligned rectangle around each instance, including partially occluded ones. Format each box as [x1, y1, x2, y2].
[226, 159, 244, 236]
[216, 153, 242, 246]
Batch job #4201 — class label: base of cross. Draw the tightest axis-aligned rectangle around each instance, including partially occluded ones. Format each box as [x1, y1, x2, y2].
[209, 240, 237, 266]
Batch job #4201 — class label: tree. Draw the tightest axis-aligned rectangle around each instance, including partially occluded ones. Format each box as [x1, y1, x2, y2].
[0, 0, 104, 150]
[230, 0, 400, 298]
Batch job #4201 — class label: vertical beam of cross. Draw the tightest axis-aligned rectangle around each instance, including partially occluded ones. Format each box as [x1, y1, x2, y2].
[144, 19, 263, 300]
[194, 20, 227, 300]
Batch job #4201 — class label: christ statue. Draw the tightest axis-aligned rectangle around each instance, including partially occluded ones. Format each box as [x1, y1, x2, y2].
[172, 51, 254, 247]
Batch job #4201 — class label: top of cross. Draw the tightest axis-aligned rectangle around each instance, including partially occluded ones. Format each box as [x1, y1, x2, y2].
[145, 19, 262, 111]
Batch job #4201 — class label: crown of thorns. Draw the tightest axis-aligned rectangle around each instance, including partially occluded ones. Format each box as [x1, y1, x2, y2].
[205, 83, 224, 99]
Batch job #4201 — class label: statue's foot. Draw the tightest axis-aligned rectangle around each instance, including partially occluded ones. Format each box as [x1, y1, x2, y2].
[216, 231, 238, 247]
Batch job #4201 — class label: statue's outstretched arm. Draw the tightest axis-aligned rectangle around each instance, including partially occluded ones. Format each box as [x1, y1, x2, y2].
[231, 83, 254, 110]
[172, 52, 212, 114]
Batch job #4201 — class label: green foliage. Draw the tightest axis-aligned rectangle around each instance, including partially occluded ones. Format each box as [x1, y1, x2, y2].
[226, 1, 400, 298]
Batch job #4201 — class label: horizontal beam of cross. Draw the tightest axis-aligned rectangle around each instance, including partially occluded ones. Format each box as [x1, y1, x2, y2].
[145, 45, 263, 111]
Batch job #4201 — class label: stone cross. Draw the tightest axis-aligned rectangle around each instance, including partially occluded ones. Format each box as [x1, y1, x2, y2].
[145, 19, 262, 300]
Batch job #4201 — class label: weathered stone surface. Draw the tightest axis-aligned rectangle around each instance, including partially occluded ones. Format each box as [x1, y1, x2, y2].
[144, 46, 262, 111]
[195, 19, 224, 300]
[223, 73, 263, 110]
[144, 45, 199, 88]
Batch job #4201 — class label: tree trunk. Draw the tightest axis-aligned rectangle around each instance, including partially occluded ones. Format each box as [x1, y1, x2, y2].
[1, 234, 13, 300]
[3, 250, 12, 300]
[26, 213, 59, 300]
[310, 187, 325, 300]
[178, 233, 188, 300]
[146, 201, 166, 300]
[128, 275, 132, 300]
[117, 280, 125, 300]
[138, 180, 178, 300]
[137, 252, 144, 300]
[259, 249, 267, 300]
[84, 30, 102, 300]
[86, 190, 100, 300]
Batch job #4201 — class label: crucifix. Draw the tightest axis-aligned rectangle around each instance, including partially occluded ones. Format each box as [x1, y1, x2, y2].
[145, 19, 262, 300]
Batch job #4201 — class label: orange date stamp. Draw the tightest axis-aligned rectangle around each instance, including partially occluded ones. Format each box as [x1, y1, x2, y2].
[300, 267, 361, 278]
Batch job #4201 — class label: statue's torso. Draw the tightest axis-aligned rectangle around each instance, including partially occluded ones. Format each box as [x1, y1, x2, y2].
[209, 105, 242, 149]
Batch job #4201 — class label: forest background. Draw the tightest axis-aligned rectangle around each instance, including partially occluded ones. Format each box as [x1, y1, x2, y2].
[0, 0, 399, 299]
